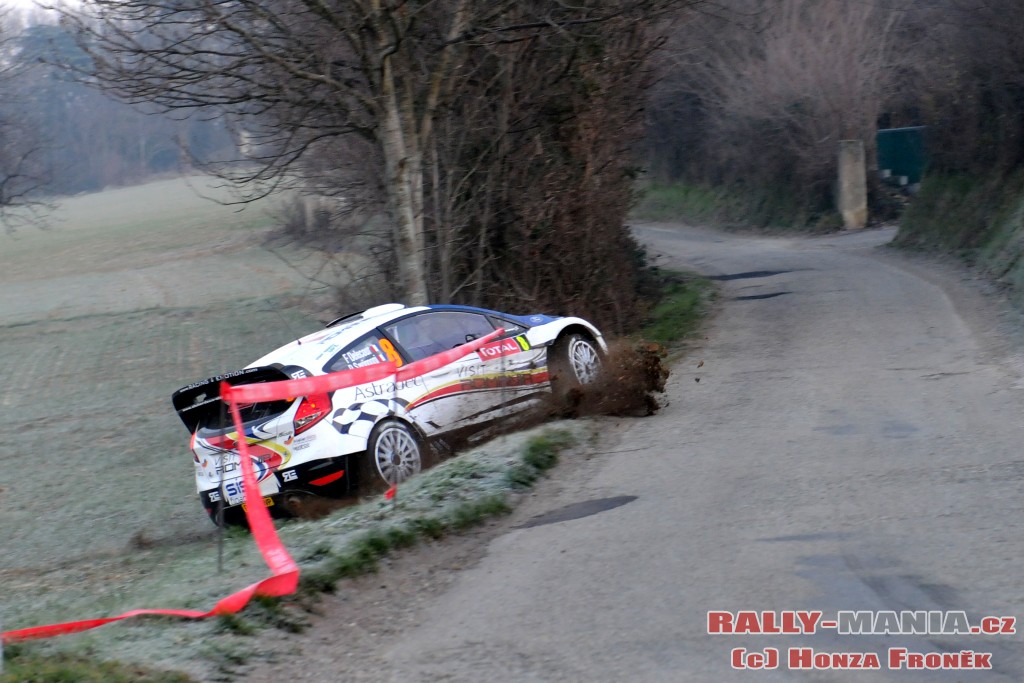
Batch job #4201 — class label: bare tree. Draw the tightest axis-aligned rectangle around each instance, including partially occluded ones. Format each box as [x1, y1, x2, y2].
[62, 0, 683, 308]
[904, 0, 1024, 173]
[431, 12, 665, 329]
[647, 0, 909, 223]
[0, 10, 49, 229]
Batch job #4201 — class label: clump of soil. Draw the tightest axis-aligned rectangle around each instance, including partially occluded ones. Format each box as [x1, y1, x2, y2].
[551, 339, 670, 418]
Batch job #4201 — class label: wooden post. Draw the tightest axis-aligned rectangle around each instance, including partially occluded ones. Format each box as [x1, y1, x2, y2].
[838, 140, 868, 229]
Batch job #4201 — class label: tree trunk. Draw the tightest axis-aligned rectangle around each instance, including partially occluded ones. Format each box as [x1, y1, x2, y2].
[375, 8, 430, 306]
[373, 0, 469, 306]
[380, 102, 430, 306]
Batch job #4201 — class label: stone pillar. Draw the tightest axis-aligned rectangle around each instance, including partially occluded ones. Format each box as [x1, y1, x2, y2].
[838, 140, 868, 230]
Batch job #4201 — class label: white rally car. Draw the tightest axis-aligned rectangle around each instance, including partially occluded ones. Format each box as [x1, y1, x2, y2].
[172, 303, 605, 525]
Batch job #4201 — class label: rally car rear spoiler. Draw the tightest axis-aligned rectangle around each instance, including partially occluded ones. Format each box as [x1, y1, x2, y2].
[171, 366, 290, 432]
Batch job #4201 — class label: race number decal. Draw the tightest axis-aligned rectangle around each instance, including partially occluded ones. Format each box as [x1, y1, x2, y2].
[379, 338, 404, 367]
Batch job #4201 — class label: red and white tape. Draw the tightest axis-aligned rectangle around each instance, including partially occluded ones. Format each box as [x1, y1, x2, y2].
[2, 327, 503, 643]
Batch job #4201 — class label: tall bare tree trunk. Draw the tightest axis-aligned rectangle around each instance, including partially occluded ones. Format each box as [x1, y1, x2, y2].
[373, 0, 468, 306]
[379, 91, 429, 304]
[373, 0, 428, 305]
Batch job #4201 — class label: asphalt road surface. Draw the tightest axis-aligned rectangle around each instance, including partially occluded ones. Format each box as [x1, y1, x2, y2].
[249, 223, 1024, 682]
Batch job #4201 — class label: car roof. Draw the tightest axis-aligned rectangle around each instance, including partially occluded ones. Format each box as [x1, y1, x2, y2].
[245, 304, 426, 370]
[245, 303, 555, 371]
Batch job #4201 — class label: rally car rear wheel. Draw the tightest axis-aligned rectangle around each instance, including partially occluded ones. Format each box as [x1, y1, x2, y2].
[205, 498, 249, 528]
[364, 419, 424, 487]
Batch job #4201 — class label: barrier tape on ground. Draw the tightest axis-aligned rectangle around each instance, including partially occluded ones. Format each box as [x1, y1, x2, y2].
[0, 400, 296, 643]
[2, 327, 504, 644]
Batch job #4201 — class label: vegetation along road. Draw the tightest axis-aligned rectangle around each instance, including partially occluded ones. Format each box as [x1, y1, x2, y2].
[229, 223, 1024, 682]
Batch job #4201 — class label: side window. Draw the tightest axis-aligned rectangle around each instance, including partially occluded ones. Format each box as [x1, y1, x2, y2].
[325, 333, 403, 372]
[385, 312, 494, 362]
[489, 317, 526, 337]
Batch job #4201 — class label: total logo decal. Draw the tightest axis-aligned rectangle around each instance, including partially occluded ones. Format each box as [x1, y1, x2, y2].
[709, 610, 1015, 671]
[476, 336, 530, 360]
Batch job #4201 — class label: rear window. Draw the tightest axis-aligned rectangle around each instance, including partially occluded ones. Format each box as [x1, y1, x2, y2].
[199, 398, 294, 431]
[178, 367, 294, 432]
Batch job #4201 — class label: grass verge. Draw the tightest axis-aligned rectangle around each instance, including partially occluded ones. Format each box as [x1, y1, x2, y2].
[895, 170, 1024, 308]
[0, 647, 197, 683]
[206, 427, 578, 652]
[640, 270, 716, 346]
[894, 173, 1007, 254]
[632, 183, 725, 223]
[632, 181, 842, 232]
[4, 426, 580, 679]
[296, 430, 572, 595]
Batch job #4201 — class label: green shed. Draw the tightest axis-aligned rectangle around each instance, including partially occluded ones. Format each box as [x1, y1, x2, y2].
[876, 126, 927, 185]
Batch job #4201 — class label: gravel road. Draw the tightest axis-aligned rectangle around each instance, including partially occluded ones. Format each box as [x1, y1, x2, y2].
[238, 223, 1024, 682]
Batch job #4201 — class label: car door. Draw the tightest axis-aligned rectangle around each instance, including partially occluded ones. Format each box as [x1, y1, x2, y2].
[472, 315, 551, 417]
[382, 311, 498, 432]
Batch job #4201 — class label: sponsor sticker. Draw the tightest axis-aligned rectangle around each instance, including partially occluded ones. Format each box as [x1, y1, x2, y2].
[354, 376, 425, 400]
[476, 336, 530, 360]
[178, 367, 263, 392]
[222, 478, 245, 505]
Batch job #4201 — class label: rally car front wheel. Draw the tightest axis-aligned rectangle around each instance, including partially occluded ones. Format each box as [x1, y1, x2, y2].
[363, 419, 425, 488]
[551, 333, 603, 387]
[548, 332, 604, 412]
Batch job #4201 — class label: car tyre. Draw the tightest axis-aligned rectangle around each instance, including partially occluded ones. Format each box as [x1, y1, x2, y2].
[361, 419, 426, 489]
[550, 332, 603, 388]
[205, 500, 249, 528]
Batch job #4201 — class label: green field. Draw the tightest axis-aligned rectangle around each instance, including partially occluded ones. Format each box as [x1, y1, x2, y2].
[0, 177, 598, 680]
[1, 177, 695, 679]
[0, 177, 328, 659]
